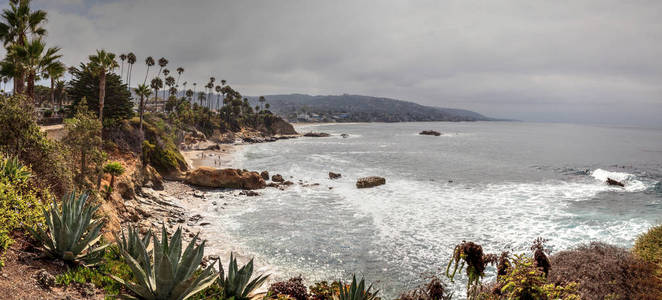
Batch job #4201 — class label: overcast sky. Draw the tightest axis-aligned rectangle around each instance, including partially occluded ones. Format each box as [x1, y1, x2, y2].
[16, 1, 662, 126]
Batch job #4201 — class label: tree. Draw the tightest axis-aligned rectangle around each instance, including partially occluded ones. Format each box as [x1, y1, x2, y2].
[143, 56, 154, 85]
[134, 84, 151, 133]
[176, 67, 184, 85]
[185, 89, 193, 101]
[165, 75, 175, 96]
[88, 49, 119, 123]
[62, 97, 104, 185]
[126, 52, 136, 87]
[68, 63, 134, 124]
[0, 0, 47, 94]
[157, 57, 168, 78]
[259, 95, 266, 110]
[119, 53, 126, 80]
[3, 37, 61, 101]
[103, 161, 124, 188]
[43, 60, 65, 109]
[150, 77, 162, 111]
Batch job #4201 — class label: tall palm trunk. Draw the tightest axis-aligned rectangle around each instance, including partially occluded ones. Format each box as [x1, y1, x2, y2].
[139, 95, 144, 132]
[26, 71, 35, 101]
[50, 77, 55, 107]
[99, 72, 106, 122]
[143, 66, 150, 85]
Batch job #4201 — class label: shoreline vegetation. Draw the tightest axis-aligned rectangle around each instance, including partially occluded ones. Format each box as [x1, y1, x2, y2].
[0, 1, 659, 300]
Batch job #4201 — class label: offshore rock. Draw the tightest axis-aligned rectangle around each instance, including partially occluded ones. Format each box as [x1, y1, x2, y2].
[185, 167, 266, 189]
[329, 172, 342, 179]
[356, 176, 386, 188]
[606, 178, 625, 187]
[419, 130, 441, 136]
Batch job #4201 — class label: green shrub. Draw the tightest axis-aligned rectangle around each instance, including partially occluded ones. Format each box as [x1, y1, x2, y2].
[0, 156, 47, 267]
[310, 281, 343, 300]
[633, 224, 662, 267]
[496, 254, 579, 300]
[103, 161, 125, 188]
[55, 245, 132, 297]
[0, 95, 73, 196]
[27, 191, 107, 265]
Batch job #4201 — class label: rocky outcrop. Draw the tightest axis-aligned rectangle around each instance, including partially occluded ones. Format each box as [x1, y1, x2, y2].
[272, 174, 284, 182]
[606, 178, 625, 187]
[185, 167, 266, 189]
[260, 171, 270, 180]
[356, 176, 386, 188]
[419, 130, 441, 136]
[304, 132, 331, 137]
[329, 172, 342, 179]
[268, 117, 298, 135]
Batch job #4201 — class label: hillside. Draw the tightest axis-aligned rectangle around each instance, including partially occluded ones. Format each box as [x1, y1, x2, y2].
[247, 94, 493, 123]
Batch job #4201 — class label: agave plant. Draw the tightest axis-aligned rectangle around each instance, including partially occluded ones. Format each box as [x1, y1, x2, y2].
[217, 253, 269, 300]
[335, 275, 379, 300]
[0, 155, 31, 183]
[26, 192, 107, 265]
[112, 226, 217, 300]
[115, 225, 152, 267]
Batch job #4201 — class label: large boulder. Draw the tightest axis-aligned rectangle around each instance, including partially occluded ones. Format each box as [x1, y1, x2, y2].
[356, 176, 386, 188]
[260, 171, 270, 180]
[419, 130, 441, 136]
[606, 178, 625, 187]
[272, 174, 285, 182]
[185, 167, 266, 189]
[304, 132, 331, 137]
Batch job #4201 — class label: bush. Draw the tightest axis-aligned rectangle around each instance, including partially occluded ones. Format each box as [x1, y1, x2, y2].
[0, 95, 73, 196]
[269, 276, 309, 300]
[495, 254, 579, 300]
[0, 155, 48, 267]
[548, 242, 662, 300]
[633, 224, 662, 268]
[398, 276, 453, 300]
[55, 245, 132, 296]
[309, 281, 343, 300]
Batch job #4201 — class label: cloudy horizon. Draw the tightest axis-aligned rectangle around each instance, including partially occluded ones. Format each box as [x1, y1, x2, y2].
[13, 0, 662, 127]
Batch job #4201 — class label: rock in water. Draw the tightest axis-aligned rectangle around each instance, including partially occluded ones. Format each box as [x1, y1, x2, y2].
[272, 174, 285, 182]
[356, 176, 386, 188]
[260, 170, 270, 180]
[185, 167, 266, 189]
[303, 132, 331, 137]
[419, 130, 441, 136]
[606, 178, 625, 187]
[329, 172, 342, 179]
[341, 133, 349, 138]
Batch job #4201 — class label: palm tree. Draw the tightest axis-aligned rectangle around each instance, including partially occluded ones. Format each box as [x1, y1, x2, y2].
[157, 57, 168, 77]
[185, 89, 193, 101]
[176, 67, 184, 85]
[192, 82, 197, 104]
[134, 84, 151, 132]
[259, 96, 266, 111]
[127, 52, 136, 87]
[162, 68, 169, 77]
[197, 91, 205, 107]
[43, 60, 65, 109]
[119, 53, 126, 80]
[150, 77, 163, 111]
[0, 0, 48, 94]
[165, 76, 175, 97]
[143, 56, 154, 85]
[88, 49, 119, 122]
[4, 37, 61, 101]
[54, 79, 66, 109]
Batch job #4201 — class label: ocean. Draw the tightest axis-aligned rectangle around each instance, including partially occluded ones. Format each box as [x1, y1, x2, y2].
[189, 121, 662, 298]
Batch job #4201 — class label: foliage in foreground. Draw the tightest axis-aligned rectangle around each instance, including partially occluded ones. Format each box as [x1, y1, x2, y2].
[398, 276, 453, 300]
[55, 245, 132, 297]
[336, 275, 379, 300]
[217, 253, 270, 300]
[548, 242, 662, 300]
[0, 94, 73, 196]
[269, 276, 309, 300]
[0, 155, 47, 267]
[27, 191, 107, 265]
[112, 226, 217, 300]
[633, 224, 662, 271]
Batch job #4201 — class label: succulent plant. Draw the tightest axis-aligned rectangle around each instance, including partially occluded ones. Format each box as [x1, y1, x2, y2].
[217, 253, 270, 300]
[115, 225, 151, 268]
[112, 225, 217, 300]
[0, 155, 30, 183]
[335, 275, 379, 300]
[26, 192, 107, 265]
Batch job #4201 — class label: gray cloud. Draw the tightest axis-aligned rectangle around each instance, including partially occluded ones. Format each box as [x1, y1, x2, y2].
[24, 0, 662, 126]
